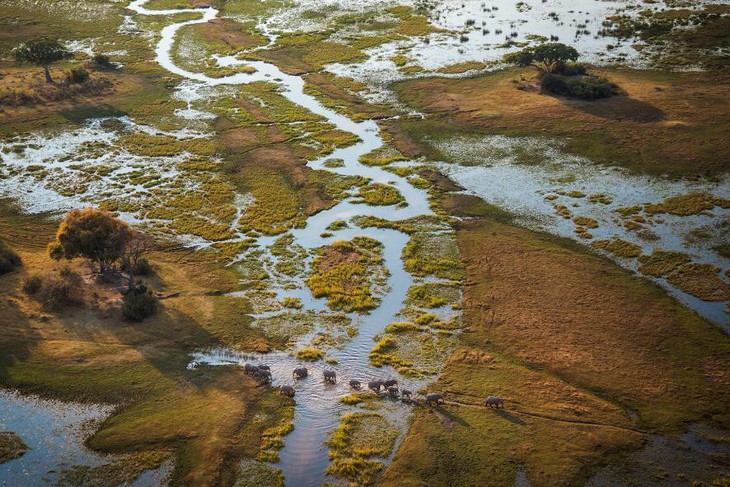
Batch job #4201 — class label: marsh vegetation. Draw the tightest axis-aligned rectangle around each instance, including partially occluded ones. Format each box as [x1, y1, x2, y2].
[0, 0, 728, 485]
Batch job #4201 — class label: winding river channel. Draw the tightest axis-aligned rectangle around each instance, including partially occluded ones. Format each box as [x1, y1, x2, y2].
[127, 0, 444, 484]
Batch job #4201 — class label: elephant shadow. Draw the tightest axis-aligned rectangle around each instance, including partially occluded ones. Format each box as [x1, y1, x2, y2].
[494, 409, 526, 425]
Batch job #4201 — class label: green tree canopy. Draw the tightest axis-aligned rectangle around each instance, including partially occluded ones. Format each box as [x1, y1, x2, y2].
[503, 42, 579, 73]
[14, 38, 72, 83]
[48, 208, 132, 274]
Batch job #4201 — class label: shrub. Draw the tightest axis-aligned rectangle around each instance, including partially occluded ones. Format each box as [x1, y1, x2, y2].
[92, 54, 111, 67]
[122, 284, 157, 321]
[0, 240, 22, 274]
[555, 61, 587, 76]
[22, 275, 43, 294]
[67, 68, 89, 84]
[134, 257, 153, 276]
[541, 73, 614, 100]
[36, 268, 82, 309]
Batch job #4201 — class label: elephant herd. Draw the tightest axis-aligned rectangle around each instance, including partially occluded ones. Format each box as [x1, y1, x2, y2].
[244, 363, 506, 409]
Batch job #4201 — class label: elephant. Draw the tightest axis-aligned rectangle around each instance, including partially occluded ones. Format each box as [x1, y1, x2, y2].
[383, 379, 398, 389]
[280, 385, 296, 397]
[485, 396, 505, 409]
[293, 366, 308, 379]
[368, 380, 384, 392]
[349, 379, 362, 390]
[323, 369, 337, 383]
[244, 363, 258, 375]
[401, 389, 413, 401]
[253, 370, 271, 383]
[425, 393, 443, 406]
[387, 386, 399, 398]
[257, 364, 271, 371]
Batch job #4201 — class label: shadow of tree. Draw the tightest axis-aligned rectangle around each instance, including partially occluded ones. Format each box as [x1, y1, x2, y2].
[565, 95, 666, 123]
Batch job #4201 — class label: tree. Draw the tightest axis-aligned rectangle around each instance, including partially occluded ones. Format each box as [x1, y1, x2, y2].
[503, 42, 579, 74]
[48, 208, 130, 274]
[120, 229, 151, 291]
[14, 38, 72, 83]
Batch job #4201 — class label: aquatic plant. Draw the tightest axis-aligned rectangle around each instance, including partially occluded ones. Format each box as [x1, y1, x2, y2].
[296, 346, 325, 361]
[592, 238, 642, 258]
[357, 183, 406, 206]
[325, 412, 398, 484]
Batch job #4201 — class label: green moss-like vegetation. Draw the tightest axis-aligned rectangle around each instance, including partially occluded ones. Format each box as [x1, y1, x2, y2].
[295, 346, 325, 361]
[354, 215, 415, 234]
[405, 282, 460, 308]
[253, 313, 312, 348]
[357, 183, 405, 206]
[384, 321, 421, 333]
[58, 450, 170, 486]
[573, 216, 599, 229]
[402, 233, 464, 280]
[637, 249, 692, 277]
[326, 220, 348, 231]
[340, 394, 366, 405]
[325, 412, 398, 485]
[643, 192, 730, 216]
[588, 193, 613, 205]
[666, 263, 730, 302]
[307, 237, 387, 313]
[437, 61, 486, 74]
[257, 415, 295, 463]
[0, 432, 28, 463]
[281, 297, 302, 309]
[234, 461, 284, 487]
[592, 238, 642, 258]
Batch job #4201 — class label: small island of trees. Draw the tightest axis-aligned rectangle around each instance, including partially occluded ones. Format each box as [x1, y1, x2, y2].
[504, 42, 616, 100]
[23, 208, 157, 322]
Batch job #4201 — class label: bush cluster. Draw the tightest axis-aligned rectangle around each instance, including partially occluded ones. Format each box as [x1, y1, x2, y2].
[541, 73, 615, 100]
[122, 284, 158, 322]
[92, 54, 112, 67]
[67, 68, 89, 84]
[23, 266, 82, 309]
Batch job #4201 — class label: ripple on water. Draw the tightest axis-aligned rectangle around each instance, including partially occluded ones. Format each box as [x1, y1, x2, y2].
[0, 390, 113, 485]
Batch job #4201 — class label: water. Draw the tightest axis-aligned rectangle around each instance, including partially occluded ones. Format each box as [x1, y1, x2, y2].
[432, 134, 730, 326]
[127, 0, 439, 484]
[0, 390, 112, 486]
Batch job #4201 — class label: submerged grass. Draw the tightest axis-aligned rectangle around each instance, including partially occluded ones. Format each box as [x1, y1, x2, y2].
[326, 412, 397, 485]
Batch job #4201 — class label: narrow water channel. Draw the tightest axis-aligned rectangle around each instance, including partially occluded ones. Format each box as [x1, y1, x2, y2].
[127, 1, 440, 484]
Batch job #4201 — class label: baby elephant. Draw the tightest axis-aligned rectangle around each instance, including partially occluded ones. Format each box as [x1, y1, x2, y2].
[425, 393, 444, 406]
[401, 389, 413, 402]
[323, 369, 337, 383]
[293, 366, 308, 379]
[485, 396, 505, 409]
[280, 385, 295, 397]
[349, 379, 362, 390]
[387, 386, 399, 398]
